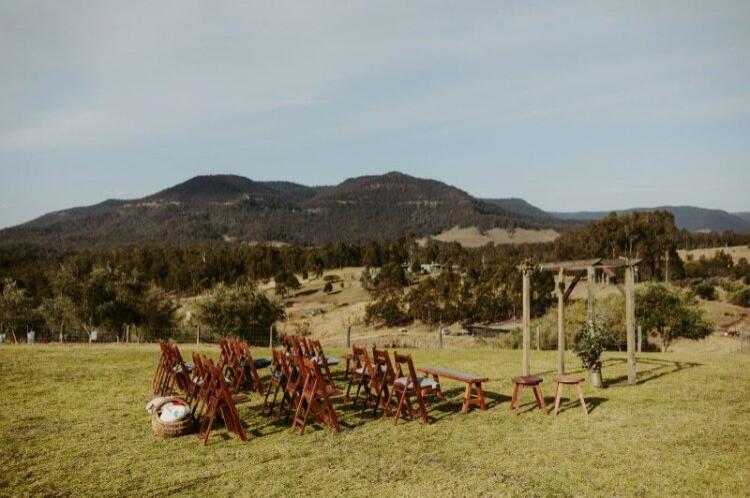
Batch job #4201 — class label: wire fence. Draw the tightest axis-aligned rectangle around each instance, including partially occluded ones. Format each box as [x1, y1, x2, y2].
[5, 322, 748, 354]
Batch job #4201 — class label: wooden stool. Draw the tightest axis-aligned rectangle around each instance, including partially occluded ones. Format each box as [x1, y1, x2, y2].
[553, 375, 588, 416]
[510, 376, 547, 415]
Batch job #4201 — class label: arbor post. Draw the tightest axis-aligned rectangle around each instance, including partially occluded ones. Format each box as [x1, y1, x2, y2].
[625, 263, 637, 385]
[522, 267, 531, 376]
[555, 269, 565, 375]
[587, 266, 596, 323]
[536, 325, 541, 351]
[637, 325, 642, 353]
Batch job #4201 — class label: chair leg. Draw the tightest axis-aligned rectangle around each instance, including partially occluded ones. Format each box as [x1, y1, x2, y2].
[576, 383, 588, 416]
[344, 376, 354, 406]
[415, 394, 429, 424]
[393, 389, 408, 426]
[533, 385, 547, 414]
[554, 382, 563, 415]
[382, 386, 396, 420]
[510, 383, 520, 414]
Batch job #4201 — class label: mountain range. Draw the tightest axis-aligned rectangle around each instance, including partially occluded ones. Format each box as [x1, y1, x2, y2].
[1, 172, 747, 248]
[0, 173, 566, 248]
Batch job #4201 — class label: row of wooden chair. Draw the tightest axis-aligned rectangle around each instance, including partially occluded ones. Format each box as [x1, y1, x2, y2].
[190, 352, 248, 444]
[346, 346, 440, 425]
[217, 337, 268, 394]
[153, 341, 193, 397]
[152, 338, 438, 442]
[264, 335, 343, 435]
[153, 339, 271, 444]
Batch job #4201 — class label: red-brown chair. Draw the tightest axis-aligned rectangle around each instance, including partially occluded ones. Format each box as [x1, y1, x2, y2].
[383, 352, 437, 425]
[291, 357, 342, 435]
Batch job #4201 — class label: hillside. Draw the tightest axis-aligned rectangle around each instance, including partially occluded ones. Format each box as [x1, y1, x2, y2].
[552, 205, 750, 233]
[0, 172, 563, 248]
[481, 198, 554, 220]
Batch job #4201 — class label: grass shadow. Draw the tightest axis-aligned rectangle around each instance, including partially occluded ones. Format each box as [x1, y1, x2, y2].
[602, 357, 702, 387]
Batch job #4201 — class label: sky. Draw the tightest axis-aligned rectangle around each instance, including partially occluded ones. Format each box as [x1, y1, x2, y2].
[1, 1, 749, 228]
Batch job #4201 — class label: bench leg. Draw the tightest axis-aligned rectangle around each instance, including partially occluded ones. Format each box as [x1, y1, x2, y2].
[476, 382, 486, 410]
[432, 374, 444, 399]
[461, 383, 471, 413]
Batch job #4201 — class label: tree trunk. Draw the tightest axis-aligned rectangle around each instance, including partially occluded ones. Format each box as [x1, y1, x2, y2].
[59, 323, 64, 343]
[12, 329, 17, 344]
[661, 342, 668, 353]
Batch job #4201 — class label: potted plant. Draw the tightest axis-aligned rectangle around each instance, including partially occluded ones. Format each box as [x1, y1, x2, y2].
[574, 320, 605, 388]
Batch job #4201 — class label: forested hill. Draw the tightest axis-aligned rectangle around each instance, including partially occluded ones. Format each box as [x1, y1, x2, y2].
[551, 206, 750, 233]
[0, 172, 567, 248]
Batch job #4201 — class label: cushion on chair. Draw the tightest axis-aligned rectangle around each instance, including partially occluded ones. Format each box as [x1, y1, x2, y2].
[254, 358, 272, 369]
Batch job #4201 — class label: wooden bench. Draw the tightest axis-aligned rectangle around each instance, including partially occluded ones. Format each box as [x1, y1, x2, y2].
[420, 366, 488, 413]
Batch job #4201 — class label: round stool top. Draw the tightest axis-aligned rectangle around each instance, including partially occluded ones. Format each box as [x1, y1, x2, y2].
[554, 375, 585, 384]
[512, 375, 543, 386]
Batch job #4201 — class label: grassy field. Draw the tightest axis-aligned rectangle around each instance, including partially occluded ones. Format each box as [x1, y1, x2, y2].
[1, 344, 749, 497]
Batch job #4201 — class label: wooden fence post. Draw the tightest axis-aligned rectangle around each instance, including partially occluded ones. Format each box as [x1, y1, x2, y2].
[196, 326, 201, 345]
[438, 327, 443, 349]
[269, 324, 274, 351]
[346, 326, 351, 348]
[536, 325, 541, 351]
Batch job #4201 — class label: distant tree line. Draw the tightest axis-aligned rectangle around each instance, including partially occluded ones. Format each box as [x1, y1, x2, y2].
[1, 211, 749, 340]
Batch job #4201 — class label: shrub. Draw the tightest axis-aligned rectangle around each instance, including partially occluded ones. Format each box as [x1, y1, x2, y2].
[691, 281, 717, 301]
[323, 281, 333, 293]
[573, 320, 605, 371]
[364, 294, 412, 327]
[729, 286, 750, 307]
[637, 283, 712, 352]
[198, 282, 284, 342]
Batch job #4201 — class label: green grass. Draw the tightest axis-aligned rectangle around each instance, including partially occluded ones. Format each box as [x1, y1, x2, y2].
[1, 344, 749, 497]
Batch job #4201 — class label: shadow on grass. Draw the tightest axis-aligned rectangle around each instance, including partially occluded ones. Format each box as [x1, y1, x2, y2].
[553, 396, 607, 415]
[146, 474, 227, 495]
[601, 357, 702, 387]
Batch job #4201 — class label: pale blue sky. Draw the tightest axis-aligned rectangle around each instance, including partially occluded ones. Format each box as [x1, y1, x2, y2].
[1, 1, 749, 228]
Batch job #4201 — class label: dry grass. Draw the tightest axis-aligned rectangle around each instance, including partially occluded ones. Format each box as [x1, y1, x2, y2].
[678, 244, 750, 264]
[1, 344, 749, 497]
[417, 226, 559, 248]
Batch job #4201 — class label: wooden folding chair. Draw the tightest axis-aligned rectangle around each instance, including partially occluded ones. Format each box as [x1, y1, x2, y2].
[277, 348, 304, 420]
[383, 352, 437, 425]
[308, 339, 337, 387]
[195, 357, 249, 445]
[153, 341, 172, 395]
[237, 340, 265, 394]
[263, 349, 288, 414]
[370, 347, 397, 417]
[344, 346, 375, 407]
[153, 342, 192, 397]
[171, 344, 193, 394]
[291, 357, 342, 435]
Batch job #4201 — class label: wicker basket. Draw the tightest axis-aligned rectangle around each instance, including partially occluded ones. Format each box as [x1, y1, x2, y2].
[150, 397, 195, 438]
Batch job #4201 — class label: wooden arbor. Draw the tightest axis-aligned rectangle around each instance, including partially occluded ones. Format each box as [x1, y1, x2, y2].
[519, 258, 641, 385]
